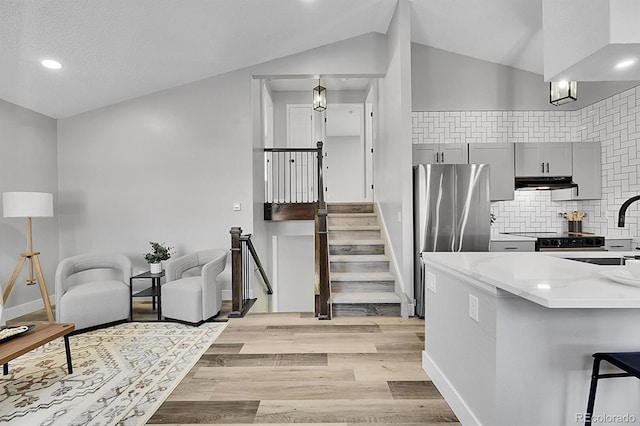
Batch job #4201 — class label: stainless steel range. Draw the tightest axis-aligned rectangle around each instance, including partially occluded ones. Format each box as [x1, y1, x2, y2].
[505, 232, 606, 251]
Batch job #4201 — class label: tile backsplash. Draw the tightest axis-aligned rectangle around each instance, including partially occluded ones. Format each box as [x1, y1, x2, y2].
[491, 190, 599, 234]
[413, 85, 640, 245]
[412, 110, 577, 145]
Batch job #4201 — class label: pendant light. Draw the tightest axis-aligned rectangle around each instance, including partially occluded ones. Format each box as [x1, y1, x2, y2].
[550, 80, 577, 106]
[313, 79, 327, 111]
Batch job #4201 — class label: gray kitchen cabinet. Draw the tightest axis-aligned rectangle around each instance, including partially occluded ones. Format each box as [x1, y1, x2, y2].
[551, 142, 602, 201]
[515, 142, 572, 177]
[412, 143, 468, 165]
[605, 238, 632, 251]
[468, 143, 515, 201]
[490, 240, 536, 252]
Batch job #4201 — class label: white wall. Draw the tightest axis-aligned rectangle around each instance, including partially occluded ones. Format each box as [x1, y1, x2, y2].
[0, 99, 59, 318]
[376, 0, 413, 300]
[250, 79, 269, 311]
[54, 32, 387, 307]
[57, 70, 252, 285]
[412, 43, 639, 112]
[273, 234, 315, 312]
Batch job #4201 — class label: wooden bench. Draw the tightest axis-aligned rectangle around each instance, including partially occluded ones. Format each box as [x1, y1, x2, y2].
[0, 323, 75, 375]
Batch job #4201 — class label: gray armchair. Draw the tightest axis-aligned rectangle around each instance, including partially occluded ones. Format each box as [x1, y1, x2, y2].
[55, 253, 132, 331]
[162, 249, 227, 325]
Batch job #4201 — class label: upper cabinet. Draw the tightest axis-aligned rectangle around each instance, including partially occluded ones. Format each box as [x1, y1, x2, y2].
[468, 143, 515, 201]
[551, 142, 602, 201]
[413, 143, 468, 166]
[515, 142, 572, 177]
[411, 141, 601, 202]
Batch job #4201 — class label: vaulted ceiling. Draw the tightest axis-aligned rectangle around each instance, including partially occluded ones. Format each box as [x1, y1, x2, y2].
[0, 0, 632, 119]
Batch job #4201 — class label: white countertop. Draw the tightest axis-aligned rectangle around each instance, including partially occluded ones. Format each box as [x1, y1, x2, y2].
[423, 251, 640, 309]
[489, 232, 537, 242]
[490, 232, 634, 242]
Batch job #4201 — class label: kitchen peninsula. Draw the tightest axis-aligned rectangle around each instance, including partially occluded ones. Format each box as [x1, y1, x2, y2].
[422, 252, 640, 426]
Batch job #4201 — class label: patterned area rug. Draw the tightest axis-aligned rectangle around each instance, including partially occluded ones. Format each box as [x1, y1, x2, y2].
[0, 321, 227, 425]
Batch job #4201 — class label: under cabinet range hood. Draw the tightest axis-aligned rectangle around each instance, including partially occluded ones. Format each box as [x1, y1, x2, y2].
[515, 176, 578, 191]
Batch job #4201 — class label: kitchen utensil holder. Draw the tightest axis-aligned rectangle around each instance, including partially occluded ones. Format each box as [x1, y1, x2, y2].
[568, 220, 582, 233]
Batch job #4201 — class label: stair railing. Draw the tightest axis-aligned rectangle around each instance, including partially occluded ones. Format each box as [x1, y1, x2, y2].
[315, 141, 331, 319]
[264, 147, 319, 203]
[259, 141, 331, 319]
[229, 226, 273, 318]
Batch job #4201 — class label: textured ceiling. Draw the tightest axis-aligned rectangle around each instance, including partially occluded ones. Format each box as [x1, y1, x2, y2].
[0, 0, 553, 119]
[0, 0, 396, 118]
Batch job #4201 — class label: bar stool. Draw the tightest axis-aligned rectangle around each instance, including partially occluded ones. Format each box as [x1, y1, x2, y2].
[585, 352, 640, 426]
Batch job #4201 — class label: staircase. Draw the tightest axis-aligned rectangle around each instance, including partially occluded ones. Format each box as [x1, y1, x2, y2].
[327, 202, 401, 317]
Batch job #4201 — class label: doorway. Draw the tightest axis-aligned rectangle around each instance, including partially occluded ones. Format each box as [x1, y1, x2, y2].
[324, 104, 365, 202]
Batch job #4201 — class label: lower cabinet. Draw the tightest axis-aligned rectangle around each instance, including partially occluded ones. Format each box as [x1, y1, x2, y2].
[490, 240, 536, 252]
[605, 238, 632, 251]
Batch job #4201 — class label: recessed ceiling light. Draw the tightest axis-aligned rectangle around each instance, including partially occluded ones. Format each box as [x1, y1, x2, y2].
[41, 59, 62, 70]
[615, 59, 636, 70]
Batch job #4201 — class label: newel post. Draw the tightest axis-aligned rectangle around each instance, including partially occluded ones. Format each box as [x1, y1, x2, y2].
[230, 226, 243, 314]
[316, 141, 331, 319]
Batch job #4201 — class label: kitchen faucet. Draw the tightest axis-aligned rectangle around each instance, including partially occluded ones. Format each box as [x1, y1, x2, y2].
[618, 195, 640, 227]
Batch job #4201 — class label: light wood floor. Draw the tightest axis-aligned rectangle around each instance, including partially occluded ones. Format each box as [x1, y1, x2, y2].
[9, 304, 460, 425]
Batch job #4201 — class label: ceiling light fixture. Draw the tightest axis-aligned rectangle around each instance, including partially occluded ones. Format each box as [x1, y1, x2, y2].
[550, 80, 577, 106]
[615, 59, 637, 70]
[41, 59, 62, 70]
[313, 78, 327, 112]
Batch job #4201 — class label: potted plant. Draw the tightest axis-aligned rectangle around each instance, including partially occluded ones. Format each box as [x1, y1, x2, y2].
[143, 241, 174, 273]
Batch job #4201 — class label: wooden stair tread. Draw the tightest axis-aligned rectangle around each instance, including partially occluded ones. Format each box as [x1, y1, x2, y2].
[331, 272, 394, 281]
[332, 292, 401, 304]
[329, 239, 385, 245]
[328, 225, 380, 231]
[330, 255, 389, 262]
[327, 213, 377, 217]
[325, 201, 401, 317]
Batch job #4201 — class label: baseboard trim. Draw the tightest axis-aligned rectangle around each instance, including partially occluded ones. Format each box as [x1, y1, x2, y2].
[4, 294, 55, 321]
[222, 289, 232, 301]
[422, 350, 481, 426]
[4, 292, 236, 322]
[374, 201, 413, 318]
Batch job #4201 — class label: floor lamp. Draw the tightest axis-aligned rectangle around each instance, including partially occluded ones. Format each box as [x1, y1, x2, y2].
[2, 192, 55, 323]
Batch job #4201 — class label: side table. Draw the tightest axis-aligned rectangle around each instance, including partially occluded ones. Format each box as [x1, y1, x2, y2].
[130, 270, 165, 321]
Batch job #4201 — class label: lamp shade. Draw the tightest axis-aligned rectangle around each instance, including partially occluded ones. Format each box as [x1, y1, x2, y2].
[2, 192, 53, 218]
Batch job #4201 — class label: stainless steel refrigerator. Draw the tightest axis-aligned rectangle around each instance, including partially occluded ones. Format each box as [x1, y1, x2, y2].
[413, 163, 491, 318]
